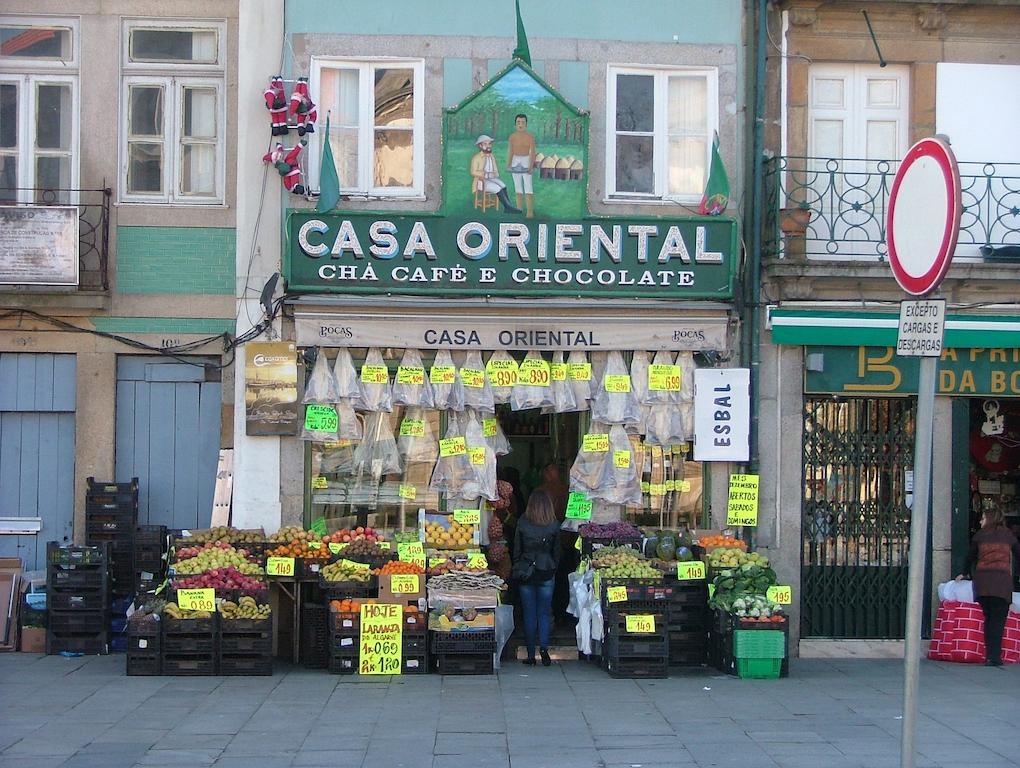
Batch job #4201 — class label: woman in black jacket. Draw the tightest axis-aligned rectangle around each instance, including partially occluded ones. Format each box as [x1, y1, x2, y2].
[512, 490, 561, 666]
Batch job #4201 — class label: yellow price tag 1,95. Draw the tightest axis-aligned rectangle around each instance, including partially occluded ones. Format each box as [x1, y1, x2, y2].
[625, 614, 656, 633]
[767, 585, 793, 605]
[606, 586, 628, 603]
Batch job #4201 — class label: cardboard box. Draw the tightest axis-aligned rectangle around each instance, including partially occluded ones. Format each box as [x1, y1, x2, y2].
[19, 626, 45, 653]
[378, 573, 426, 609]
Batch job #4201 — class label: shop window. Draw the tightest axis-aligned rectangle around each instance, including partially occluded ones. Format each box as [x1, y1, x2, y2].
[119, 20, 225, 204]
[311, 58, 424, 197]
[0, 17, 78, 205]
[605, 66, 717, 203]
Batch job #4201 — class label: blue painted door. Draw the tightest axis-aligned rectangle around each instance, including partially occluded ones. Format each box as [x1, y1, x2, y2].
[0, 353, 76, 571]
[115, 357, 221, 530]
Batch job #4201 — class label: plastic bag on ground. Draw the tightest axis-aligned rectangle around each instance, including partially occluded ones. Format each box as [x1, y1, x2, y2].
[566, 350, 592, 411]
[350, 411, 402, 481]
[548, 351, 578, 413]
[301, 404, 339, 442]
[512, 351, 555, 411]
[486, 351, 519, 404]
[336, 399, 363, 441]
[332, 348, 364, 406]
[358, 347, 392, 412]
[591, 351, 642, 425]
[392, 348, 435, 409]
[397, 406, 438, 463]
[594, 424, 643, 506]
[569, 421, 612, 494]
[302, 349, 341, 403]
[464, 412, 498, 501]
[429, 418, 475, 497]
[430, 350, 465, 411]
[460, 350, 495, 413]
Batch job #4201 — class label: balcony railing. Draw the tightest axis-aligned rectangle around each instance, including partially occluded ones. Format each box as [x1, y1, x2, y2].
[763, 156, 1020, 262]
[1, 187, 111, 290]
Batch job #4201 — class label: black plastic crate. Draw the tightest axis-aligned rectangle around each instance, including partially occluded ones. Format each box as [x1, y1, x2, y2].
[402, 654, 428, 674]
[328, 654, 357, 675]
[604, 613, 668, 639]
[163, 615, 217, 635]
[48, 610, 109, 634]
[665, 581, 709, 606]
[602, 598, 665, 620]
[87, 476, 139, 496]
[127, 620, 161, 653]
[432, 652, 494, 675]
[402, 634, 428, 654]
[581, 535, 643, 557]
[601, 578, 673, 605]
[163, 633, 216, 653]
[603, 633, 668, 658]
[46, 630, 108, 655]
[135, 524, 168, 545]
[328, 610, 360, 636]
[48, 587, 108, 612]
[126, 652, 161, 675]
[320, 578, 378, 598]
[219, 653, 273, 676]
[48, 542, 109, 567]
[666, 610, 708, 634]
[49, 567, 108, 590]
[604, 654, 668, 679]
[669, 643, 707, 666]
[161, 652, 216, 675]
[219, 630, 272, 654]
[301, 603, 329, 669]
[429, 630, 497, 654]
[85, 512, 137, 531]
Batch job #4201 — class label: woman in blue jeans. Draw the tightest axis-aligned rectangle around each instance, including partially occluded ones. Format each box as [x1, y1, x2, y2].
[512, 490, 561, 666]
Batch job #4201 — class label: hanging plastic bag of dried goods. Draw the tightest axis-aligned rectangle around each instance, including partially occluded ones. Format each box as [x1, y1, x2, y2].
[397, 406, 438, 463]
[569, 421, 613, 494]
[645, 350, 678, 405]
[594, 425, 643, 506]
[315, 438, 357, 475]
[677, 351, 697, 440]
[301, 403, 339, 442]
[429, 418, 475, 497]
[332, 348, 364, 406]
[336, 398, 364, 441]
[486, 350, 519, 404]
[644, 403, 686, 446]
[357, 347, 392, 412]
[460, 350, 495, 413]
[350, 411, 402, 481]
[591, 351, 642, 425]
[628, 351, 651, 435]
[302, 348, 341, 403]
[392, 348, 435, 409]
[511, 351, 555, 411]
[464, 412, 498, 501]
[429, 349, 464, 411]
[590, 351, 609, 393]
[548, 350, 578, 413]
[566, 350, 592, 411]
[480, 413, 512, 456]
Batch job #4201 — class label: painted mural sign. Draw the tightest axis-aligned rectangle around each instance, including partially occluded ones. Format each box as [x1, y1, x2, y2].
[286, 62, 736, 299]
[245, 342, 300, 436]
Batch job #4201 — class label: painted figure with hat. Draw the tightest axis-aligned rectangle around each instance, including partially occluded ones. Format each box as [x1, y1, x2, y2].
[470, 135, 522, 213]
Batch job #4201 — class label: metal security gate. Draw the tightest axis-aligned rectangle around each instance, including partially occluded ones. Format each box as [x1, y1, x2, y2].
[801, 396, 914, 638]
[115, 357, 221, 530]
[0, 353, 76, 571]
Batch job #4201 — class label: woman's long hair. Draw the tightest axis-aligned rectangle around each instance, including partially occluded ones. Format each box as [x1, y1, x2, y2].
[524, 489, 557, 527]
[982, 508, 1006, 530]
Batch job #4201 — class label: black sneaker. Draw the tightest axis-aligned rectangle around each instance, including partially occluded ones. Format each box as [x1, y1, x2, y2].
[540, 649, 551, 667]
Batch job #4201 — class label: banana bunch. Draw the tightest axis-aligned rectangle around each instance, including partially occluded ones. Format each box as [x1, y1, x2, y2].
[219, 595, 271, 619]
[163, 602, 213, 619]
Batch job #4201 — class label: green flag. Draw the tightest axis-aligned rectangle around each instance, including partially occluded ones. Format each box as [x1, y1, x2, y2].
[698, 131, 730, 216]
[316, 115, 340, 213]
[512, 0, 531, 66]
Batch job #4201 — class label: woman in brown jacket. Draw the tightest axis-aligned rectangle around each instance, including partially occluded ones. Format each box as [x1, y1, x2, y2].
[955, 508, 1020, 666]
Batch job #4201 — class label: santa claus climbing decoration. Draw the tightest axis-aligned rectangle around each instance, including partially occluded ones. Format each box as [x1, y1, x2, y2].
[263, 141, 307, 196]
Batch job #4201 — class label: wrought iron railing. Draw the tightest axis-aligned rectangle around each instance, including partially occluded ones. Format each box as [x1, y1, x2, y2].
[1, 187, 111, 290]
[763, 156, 1020, 262]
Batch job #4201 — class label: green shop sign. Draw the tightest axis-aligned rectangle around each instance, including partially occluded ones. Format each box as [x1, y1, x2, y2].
[806, 345, 1020, 396]
[285, 212, 736, 299]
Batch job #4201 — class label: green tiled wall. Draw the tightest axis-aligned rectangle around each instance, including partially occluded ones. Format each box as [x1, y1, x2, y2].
[90, 317, 234, 335]
[117, 226, 235, 294]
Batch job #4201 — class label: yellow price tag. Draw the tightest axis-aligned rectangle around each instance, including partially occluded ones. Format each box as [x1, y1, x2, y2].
[399, 419, 425, 438]
[377, 542, 391, 550]
[467, 553, 488, 569]
[550, 363, 567, 381]
[428, 557, 447, 568]
[641, 481, 651, 493]
[607, 586, 628, 603]
[390, 574, 421, 593]
[266, 557, 295, 577]
[460, 368, 485, 388]
[582, 433, 609, 452]
[676, 561, 706, 580]
[439, 437, 467, 457]
[665, 479, 676, 492]
[678, 480, 691, 492]
[398, 542, 425, 563]
[312, 475, 328, 490]
[396, 366, 425, 385]
[518, 358, 551, 386]
[482, 418, 498, 437]
[328, 542, 347, 554]
[574, 536, 582, 551]
[398, 484, 416, 500]
[567, 362, 592, 381]
[360, 364, 389, 384]
[625, 614, 656, 633]
[430, 365, 456, 384]
[486, 358, 519, 387]
[650, 483, 666, 496]
[726, 473, 760, 527]
[648, 364, 682, 392]
[767, 585, 793, 605]
[613, 450, 631, 469]
[340, 559, 370, 573]
[178, 588, 215, 611]
[359, 603, 402, 675]
[453, 509, 480, 525]
[468, 446, 487, 465]
[308, 541, 322, 550]
[604, 374, 631, 393]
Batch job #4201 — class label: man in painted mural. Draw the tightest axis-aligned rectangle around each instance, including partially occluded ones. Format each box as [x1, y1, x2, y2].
[507, 113, 537, 218]
[470, 135, 522, 213]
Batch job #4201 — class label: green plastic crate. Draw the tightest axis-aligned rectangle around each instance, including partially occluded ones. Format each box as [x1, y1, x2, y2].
[733, 629, 785, 658]
[736, 656, 782, 679]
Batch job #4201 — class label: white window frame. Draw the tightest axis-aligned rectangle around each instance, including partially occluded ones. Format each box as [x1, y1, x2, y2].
[605, 65, 719, 205]
[118, 19, 226, 205]
[0, 16, 80, 203]
[309, 57, 425, 198]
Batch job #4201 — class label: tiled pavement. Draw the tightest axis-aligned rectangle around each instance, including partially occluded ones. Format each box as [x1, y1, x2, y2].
[0, 654, 1017, 768]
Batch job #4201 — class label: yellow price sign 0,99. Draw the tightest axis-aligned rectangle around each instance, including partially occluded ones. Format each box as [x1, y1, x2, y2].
[726, 473, 760, 526]
[266, 557, 295, 577]
[390, 574, 421, 593]
[178, 588, 215, 611]
[625, 614, 656, 633]
[606, 586, 628, 603]
[676, 561, 706, 580]
[767, 585, 793, 605]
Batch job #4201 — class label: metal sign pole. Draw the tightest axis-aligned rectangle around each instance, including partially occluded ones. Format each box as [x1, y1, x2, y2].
[899, 353, 937, 768]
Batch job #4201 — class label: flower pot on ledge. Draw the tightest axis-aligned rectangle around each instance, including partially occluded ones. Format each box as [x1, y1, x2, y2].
[780, 206, 812, 236]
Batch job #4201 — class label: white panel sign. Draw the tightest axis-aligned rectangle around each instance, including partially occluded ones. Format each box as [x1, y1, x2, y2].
[896, 299, 945, 357]
[693, 368, 750, 462]
[295, 313, 729, 351]
[0, 206, 79, 286]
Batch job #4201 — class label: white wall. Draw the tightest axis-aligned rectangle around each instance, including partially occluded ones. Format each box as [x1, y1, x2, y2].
[936, 63, 1020, 165]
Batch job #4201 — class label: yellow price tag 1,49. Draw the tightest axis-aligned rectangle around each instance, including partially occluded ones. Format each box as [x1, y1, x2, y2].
[604, 374, 631, 393]
[613, 450, 631, 469]
[550, 363, 567, 381]
[439, 436, 467, 457]
[266, 557, 295, 577]
[676, 561, 706, 580]
[767, 585, 793, 605]
[625, 614, 656, 633]
[390, 574, 421, 593]
[607, 586, 628, 603]
[453, 509, 480, 525]
[582, 433, 610, 452]
[567, 362, 592, 381]
[178, 588, 215, 611]
[396, 366, 425, 385]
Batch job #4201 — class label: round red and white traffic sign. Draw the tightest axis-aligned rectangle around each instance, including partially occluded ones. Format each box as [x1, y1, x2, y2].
[886, 137, 962, 296]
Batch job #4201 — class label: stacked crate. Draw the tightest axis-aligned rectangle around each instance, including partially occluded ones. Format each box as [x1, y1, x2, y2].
[84, 478, 139, 599]
[220, 615, 273, 676]
[327, 604, 360, 675]
[134, 524, 168, 596]
[732, 629, 786, 679]
[600, 585, 669, 679]
[666, 578, 709, 666]
[709, 610, 790, 678]
[430, 616, 496, 675]
[125, 615, 161, 675]
[302, 602, 330, 669]
[46, 542, 110, 655]
[401, 609, 429, 674]
[161, 613, 217, 675]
